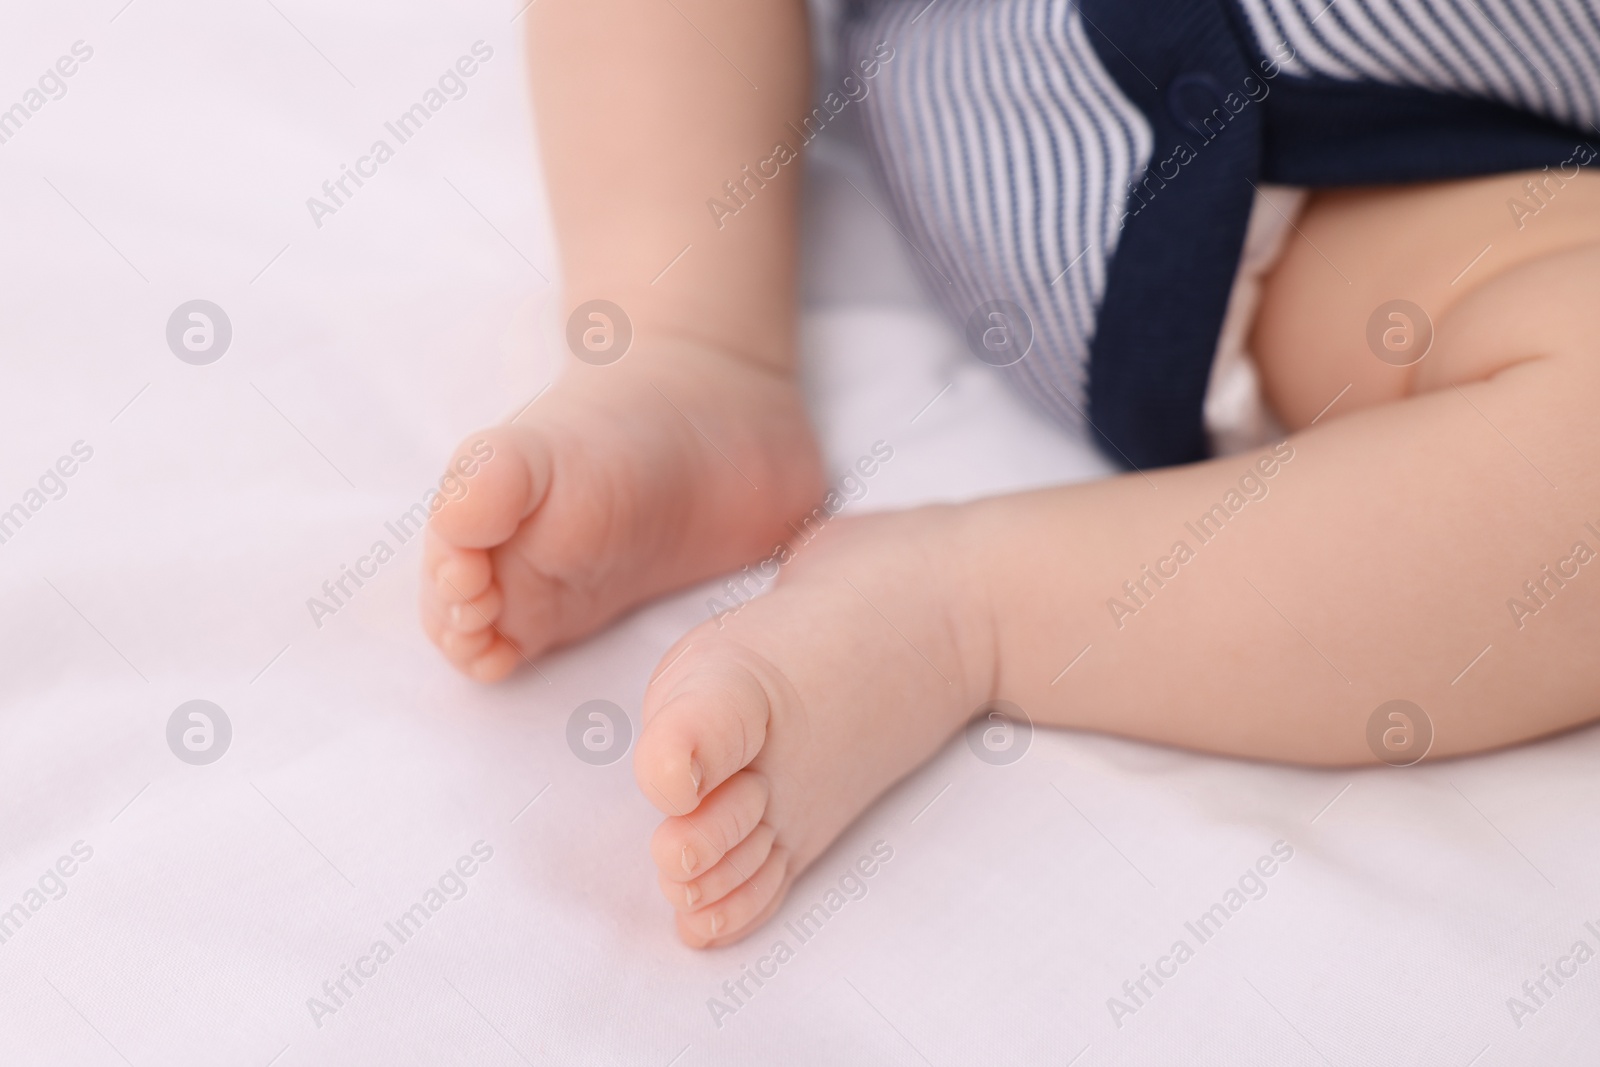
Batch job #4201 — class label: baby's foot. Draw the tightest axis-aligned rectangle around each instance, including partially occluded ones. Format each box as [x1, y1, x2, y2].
[420, 341, 823, 679]
[633, 508, 992, 946]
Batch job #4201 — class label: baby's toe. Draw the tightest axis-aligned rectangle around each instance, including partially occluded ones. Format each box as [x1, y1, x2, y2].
[463, 637, 522, 682]
[650, 771, 769, 883]
[420, 540, 493, 644]
[676, 846, 791, 948]
[439, 625, 496, 664]
[428, 426, 550, 550]
[661, 822, 776, 911]
[420, 597, 521, 680]
[634, 650, 772, 816]
[446, 583, 503, 634]
[421, 531, 524, 679]
[427, 537, 494, 601]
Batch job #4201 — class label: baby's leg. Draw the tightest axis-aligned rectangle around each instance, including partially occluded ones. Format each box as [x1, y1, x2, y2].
[980, 169, 1600, 761]
[976, 238, 1600, 760]
[420, 0, 822, 677]
[633, 170, 1600, 945]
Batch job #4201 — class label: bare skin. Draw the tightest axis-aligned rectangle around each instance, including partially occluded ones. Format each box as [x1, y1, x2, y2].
[418, 0, 822, 677]
[423, 0, 1600, 946]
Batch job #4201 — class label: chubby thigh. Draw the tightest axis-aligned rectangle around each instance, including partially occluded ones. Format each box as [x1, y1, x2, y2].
[1250, 158, 1600, 427]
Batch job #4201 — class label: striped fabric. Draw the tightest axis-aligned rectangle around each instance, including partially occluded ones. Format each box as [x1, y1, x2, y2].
[845, 0, 1150, 434]
[1237, 0, 1600, 129]
[840, 0, 1600, 464]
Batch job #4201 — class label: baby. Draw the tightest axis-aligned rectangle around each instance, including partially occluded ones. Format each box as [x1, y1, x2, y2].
[418, 0, 1600, 947]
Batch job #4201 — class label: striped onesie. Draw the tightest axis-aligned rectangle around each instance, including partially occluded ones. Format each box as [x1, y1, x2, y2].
[836, 0, 1600, 467]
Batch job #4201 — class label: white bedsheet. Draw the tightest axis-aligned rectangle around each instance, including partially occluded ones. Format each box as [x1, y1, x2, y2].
[4, 3, 1599, 1064]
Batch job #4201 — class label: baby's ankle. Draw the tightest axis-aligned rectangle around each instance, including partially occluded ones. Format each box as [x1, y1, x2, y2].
[898, 504, 1004, 723]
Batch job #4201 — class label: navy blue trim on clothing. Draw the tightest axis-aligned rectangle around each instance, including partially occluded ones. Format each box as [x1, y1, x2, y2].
[1078, 0, 1598, 469]
[836, 0, 1600, 471]
[1078, 0, 1260, 469]
[1260, 78, 1598, 185]
[1219, 0, 1600, 186]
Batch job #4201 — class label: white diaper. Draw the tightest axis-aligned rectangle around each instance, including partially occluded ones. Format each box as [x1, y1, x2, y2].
[1203, 184, 1307, 456]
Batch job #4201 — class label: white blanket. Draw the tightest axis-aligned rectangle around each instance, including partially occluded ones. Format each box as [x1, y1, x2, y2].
[3, 2, 1597, 1064]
